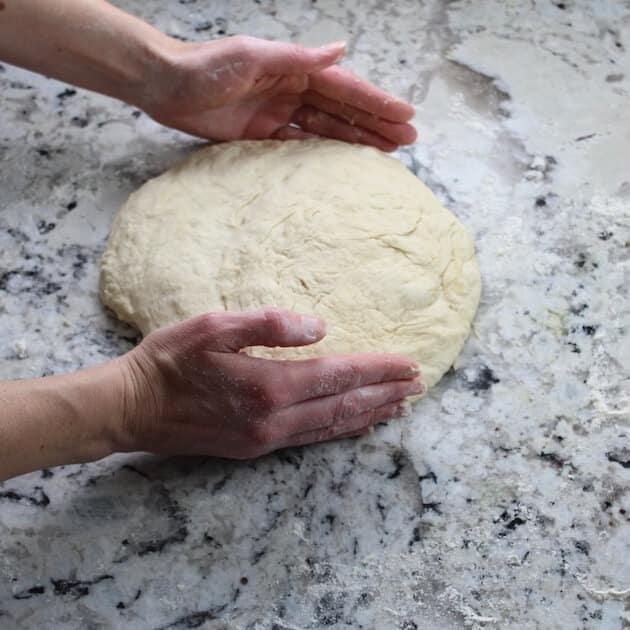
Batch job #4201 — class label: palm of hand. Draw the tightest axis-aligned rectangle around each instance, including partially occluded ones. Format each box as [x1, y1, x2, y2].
[148, 36, 416, 151]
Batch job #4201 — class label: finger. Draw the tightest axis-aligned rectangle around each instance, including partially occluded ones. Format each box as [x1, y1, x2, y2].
[195, 307, 326, 352]
[308, 66, 415, 123]
[271, 125, 320, 141]
[274, 353, 422, 406]
[292, 106, 399, 151]
[270, 378, 422, 437]
[281, 399, 410, 448]
[251, 38, 346, 75]
[301, 90, 417, 145]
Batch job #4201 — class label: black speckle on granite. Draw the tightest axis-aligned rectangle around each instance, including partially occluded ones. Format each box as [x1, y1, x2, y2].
[71, 115, 89, 128]
[418, 470, 438, 484]
[567, 341, 581, 353]
[535, 196, 547, 207]
[13, 585, 45, 600]
[51, 574, 113, 599]
[203, 533, 222, 549]
[408, 525, 422, 549]
[356, 591, 374, 607]
[0, 486, 50, 507]
[539, 451, 575, 473]
[606, 449, 630, 469]
[322, 513, 336, 528]
[582, 324, 598, 336]
[497, 510, 527, 537]
[156, 606, 226, 629]
[387, 449, 407, 479]
[36, 219, 55, 235]
[6, 226, 30, 243]
[422, 502, 442, 515]
[57, 88, 77, 100]
[461, 364, 500, 391]
[137, 526, 188, 557]
[574, 539, 590, 555]
[194, 21, 213, 32]
[252, 547, 267, 564]
[570, 302, 589, 316]
[315, 591, 345, 626]
[277, 451, 303, 469]
[598, 230, 613, 240]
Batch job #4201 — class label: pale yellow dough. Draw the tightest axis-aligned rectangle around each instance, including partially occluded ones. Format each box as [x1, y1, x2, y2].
[100, 139, 481, 389]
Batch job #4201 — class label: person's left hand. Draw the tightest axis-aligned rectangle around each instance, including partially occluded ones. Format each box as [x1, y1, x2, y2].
[143, 36, 417, 151]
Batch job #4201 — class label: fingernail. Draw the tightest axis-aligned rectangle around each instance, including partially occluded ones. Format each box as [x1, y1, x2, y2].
[408, 378, 426, 395]
[403, 364, 421, 378]
[302, 315, 325, 341]
[397, 401, 412, 417]
[321, 40, 346, 60]
[321, 40, 346, 51]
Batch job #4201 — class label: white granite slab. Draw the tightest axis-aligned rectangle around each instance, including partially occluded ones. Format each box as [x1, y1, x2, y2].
[0, 1, 629, 628]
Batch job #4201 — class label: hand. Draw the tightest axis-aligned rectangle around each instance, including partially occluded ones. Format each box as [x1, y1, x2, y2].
[117, 308, 425, 459]
[145, 36, 417, 152]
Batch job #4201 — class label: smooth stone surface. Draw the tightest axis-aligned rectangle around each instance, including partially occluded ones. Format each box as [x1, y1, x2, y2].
[1, 1, 628, 628]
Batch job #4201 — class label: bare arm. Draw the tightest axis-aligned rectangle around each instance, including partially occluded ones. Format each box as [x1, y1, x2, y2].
[0, 0, 171, 109]
[0, 361, 125, 480]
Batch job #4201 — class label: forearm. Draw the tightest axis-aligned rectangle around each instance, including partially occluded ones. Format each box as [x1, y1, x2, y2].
[0, 0, 174, 109]
[0, 359, 127, 481]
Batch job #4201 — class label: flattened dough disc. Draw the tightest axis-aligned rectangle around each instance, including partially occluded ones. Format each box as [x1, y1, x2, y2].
[100, 139, 481, 389]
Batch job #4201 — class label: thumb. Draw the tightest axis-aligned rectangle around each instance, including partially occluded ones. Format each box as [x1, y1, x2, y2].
[203, 307, 327, 352]
[256, 40, 346, 75]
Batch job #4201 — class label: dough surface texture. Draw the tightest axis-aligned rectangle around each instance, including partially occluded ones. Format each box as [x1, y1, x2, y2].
[100, 139, 481, 388]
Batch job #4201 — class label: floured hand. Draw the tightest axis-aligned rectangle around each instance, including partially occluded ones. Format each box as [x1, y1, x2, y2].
[116, 308, 425, 459]
[144, 36, 417, 151]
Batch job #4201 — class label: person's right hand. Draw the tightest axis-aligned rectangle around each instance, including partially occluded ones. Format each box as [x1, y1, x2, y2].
[115, 308, 425, 459]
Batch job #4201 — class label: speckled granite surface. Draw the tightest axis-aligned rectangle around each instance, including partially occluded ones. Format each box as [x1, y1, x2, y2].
[1, 1, 629, 628]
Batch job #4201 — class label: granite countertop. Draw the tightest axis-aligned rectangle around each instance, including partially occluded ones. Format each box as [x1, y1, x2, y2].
[1, 1, 629, 628]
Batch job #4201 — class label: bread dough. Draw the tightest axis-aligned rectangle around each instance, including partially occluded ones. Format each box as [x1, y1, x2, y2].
[100, 139, 481, 389]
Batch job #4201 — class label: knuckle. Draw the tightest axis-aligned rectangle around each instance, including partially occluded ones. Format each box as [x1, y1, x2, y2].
[334, 390, 361, 420]
[263, 307, 290, 338]
[334, 363, 361, 391]
[285, 74, 309, 94]
[248, 423, 274, 447]
[231, 35, 255, 57]
[285, 44, 306, 65]
[196, 311, 221, 337]
[250, 378, 283, 413]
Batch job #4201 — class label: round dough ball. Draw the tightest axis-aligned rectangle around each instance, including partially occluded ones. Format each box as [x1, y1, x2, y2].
[100, 139, 481, 389]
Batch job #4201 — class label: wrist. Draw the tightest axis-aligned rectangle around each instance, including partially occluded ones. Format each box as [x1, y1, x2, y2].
[107, 347, 166, 454]
[132, 35, 196, 118]
[56, 360, 129, 464]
